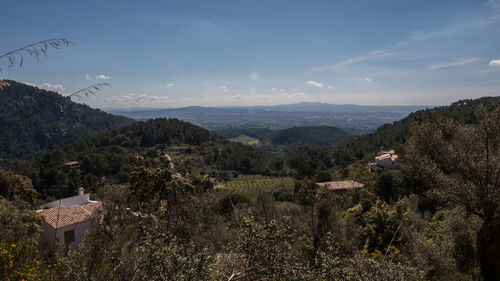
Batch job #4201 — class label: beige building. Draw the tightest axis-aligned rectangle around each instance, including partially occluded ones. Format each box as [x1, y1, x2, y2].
[37, 188, 101, 251]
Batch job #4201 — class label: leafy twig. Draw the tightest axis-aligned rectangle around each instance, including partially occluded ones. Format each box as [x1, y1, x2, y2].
[0, 38, 75, 72]
[69, 83, 111, 100]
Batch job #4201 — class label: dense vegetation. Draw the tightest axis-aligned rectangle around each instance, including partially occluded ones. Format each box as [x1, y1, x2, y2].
[332, 96, 500, 167]
[2, 93, 500, 280]
[20, 118, 283, 199]
[215, 126, 351, 151]
[260, 126, 351, 151]
[0, 81, 133, 164]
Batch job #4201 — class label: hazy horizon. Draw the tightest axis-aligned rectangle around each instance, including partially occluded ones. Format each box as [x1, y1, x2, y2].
[1, 0, 499, 108]
[102, 100, 431, 111]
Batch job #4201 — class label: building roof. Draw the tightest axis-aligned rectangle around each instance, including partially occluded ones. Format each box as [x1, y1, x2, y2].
[317, 180, 364, 191]
[378, 150, 395, 156]
[63, 161, 79, 166]
[40, 202, 101, 229]
[375, 153, 392, 161]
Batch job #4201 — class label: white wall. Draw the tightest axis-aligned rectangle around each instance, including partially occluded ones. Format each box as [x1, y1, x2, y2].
[377, 157, 393, 169]
[39, 221, 92, 252]
[39, 221, 56, 250]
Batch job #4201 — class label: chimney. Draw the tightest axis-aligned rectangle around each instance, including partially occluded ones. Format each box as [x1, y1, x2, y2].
[78, 187, 84, 196]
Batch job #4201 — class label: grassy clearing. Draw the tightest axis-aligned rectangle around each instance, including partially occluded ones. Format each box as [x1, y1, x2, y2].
[229, 135, 260, 145]
[218, 175, 295, 193]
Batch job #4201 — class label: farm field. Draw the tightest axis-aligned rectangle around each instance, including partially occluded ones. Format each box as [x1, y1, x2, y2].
[216, 175, 295, 193]
[229, 134, 260, 145]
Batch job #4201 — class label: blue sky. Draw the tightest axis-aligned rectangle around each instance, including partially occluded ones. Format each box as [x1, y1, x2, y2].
[1, 0, 499, 108]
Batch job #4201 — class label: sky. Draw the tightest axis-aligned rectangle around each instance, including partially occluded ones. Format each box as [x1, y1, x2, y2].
[1, 0, 499, 108]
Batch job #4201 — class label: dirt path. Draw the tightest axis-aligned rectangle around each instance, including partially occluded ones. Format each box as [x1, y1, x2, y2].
[164, 153, 174, 170]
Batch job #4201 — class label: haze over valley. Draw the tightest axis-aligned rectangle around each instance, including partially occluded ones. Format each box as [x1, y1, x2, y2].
[108, 102, 425, 134]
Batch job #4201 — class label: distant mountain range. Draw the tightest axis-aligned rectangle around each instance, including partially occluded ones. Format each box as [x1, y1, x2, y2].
[108, 102, 427, 134]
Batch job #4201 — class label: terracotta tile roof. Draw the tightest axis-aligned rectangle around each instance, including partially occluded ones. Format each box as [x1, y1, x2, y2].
[317, 180, 364, 191]
[40, 202, 101, 229]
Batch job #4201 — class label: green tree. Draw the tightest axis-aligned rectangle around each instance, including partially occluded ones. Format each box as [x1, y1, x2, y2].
[221, 216, 302, 280]
[0, 169, 37, 206]
[408, 105, 500, 280]
[0, 198, 42, 241]
[136, 232, 213, 281]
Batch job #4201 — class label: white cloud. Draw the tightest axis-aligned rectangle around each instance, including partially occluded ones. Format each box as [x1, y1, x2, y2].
[490, 59, 500, 67]
[24, 82, 67, 93]
[104, 94, 135, 103]
[104, 93, 167, 104]
[135, 94, 168, 102]
[410, 30, 452, 41]
[136, 94, 149, 102]
[327, 85, 333, 89]
[337, 50, 396, 67]
[271, 88, 278, 92]
[148, 95, 169, 101]
[308, 50, 398, 72]
[42, 83, 65, 91]
[280, 92, 304, 98]
[86, 74, 110, 80]
[364, 78, 372, 82]
[24, 82, 38, 87]
[218, 85, 228, 92]
[426, 57, 480, 70]
[166, 83, 175, 88]
[95, 74, 110, 80]
[305, 80, 324, 88]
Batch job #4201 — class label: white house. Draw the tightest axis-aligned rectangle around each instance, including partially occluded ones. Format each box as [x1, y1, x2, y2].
[37, 188, 101, 251]
[371, 149, 399, 170]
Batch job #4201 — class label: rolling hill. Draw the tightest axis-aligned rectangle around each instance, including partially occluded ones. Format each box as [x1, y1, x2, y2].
[334, 96, 500, 164]
[22, 118, 282, 198]
[0, 80, 134, 165]
[260, 126, 351, 151]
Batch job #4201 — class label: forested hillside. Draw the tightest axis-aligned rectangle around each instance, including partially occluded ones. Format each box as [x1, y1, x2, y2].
[214, 126, 350, 151]
[21, 118, 283, 198]
[0, 81, 134, 164]
[332, 96, 500, 166]
[260, 126, 350, 151]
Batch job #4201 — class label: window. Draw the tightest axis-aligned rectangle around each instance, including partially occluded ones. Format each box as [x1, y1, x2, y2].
[64, 229, 75, 244]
